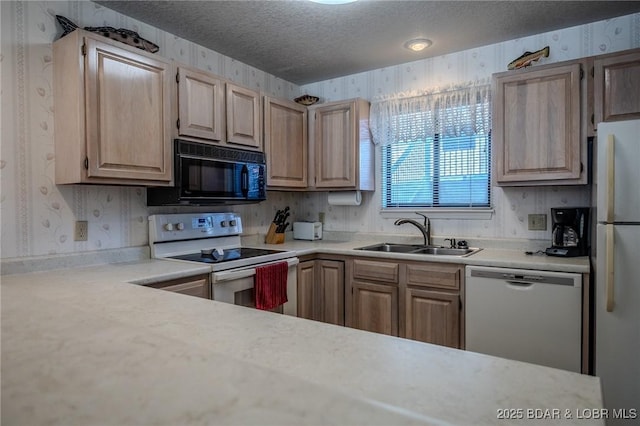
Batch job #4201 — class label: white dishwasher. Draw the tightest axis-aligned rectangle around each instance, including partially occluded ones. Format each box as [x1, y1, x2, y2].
[465, 265, 582, 372]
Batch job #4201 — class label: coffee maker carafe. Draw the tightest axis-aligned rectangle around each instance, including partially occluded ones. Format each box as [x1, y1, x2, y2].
[546, 207, 590, 257]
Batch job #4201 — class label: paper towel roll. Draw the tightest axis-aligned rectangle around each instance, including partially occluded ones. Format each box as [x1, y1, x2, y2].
[327, 191, 362, 206]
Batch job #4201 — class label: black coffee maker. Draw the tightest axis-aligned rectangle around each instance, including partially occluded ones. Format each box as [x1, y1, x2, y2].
[546, 207, 590, 257]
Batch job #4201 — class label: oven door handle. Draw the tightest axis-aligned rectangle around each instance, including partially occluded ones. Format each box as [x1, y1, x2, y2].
[213, 257, 299, 283]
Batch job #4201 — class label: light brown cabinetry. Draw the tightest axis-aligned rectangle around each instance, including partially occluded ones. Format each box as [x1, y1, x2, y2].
[264, 97, 308, 188]
[146, 274, 211, 299]
[308, 98, 374, 190]
[347, 258, 399, 336]
[53, 30, 173, 186]
[351, 280, 399, 336]
[226, 83, 262, 150]
[594, 48, 640, 127]
[493, 59, 587, 185]
[297, 258, 345, 325]
[176, 66, 225, 141]
[401, 263, 463, 348]
[346, 257, 463, 348]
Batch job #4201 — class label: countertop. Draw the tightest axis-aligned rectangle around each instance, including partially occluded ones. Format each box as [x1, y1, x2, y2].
[2, 257, 602, 425]
[245, 236, 591, 274]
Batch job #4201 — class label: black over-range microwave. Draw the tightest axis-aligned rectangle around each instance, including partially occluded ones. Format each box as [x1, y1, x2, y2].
[147, 140, 266, 206]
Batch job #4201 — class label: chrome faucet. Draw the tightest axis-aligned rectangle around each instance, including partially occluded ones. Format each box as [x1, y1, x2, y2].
[394, 213, 431, 246]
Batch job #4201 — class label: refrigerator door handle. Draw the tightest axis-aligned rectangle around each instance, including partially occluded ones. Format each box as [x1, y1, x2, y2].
[605, 224, 615, 312]
[606, 135, 615, 223]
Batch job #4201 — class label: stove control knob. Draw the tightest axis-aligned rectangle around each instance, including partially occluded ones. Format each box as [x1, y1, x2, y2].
[164, 223, 174, 231]
[229, 220, 237, 227]
[176, 222, 185, 231]
[220, 221, 228, 227]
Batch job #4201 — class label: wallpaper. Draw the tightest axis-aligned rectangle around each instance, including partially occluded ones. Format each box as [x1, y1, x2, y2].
[1, 1, 302, 259]
[1, 1, 639, 260]
[300, 12, 640, 242]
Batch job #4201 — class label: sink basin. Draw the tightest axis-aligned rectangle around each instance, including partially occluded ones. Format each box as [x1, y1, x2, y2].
[355, 243, 481, 257]
[355, 243, 424, 253]
[412, 247, 477, 256]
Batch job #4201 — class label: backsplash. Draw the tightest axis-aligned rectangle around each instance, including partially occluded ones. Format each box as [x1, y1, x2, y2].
[1, 1, 639, 259]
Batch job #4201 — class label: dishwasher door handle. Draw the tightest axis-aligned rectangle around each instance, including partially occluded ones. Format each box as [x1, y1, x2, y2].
[506, 280, 534, 289]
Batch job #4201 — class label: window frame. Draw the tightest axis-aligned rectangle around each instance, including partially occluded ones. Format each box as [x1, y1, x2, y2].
[380, 131, 493, 219]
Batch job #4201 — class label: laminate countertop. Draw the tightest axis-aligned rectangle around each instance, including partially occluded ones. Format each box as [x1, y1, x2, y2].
[2, 258, 601, 425]
[246, 237, 591, 274]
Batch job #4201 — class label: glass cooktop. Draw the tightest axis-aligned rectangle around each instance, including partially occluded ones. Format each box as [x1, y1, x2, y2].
[169, 247, 285, 264]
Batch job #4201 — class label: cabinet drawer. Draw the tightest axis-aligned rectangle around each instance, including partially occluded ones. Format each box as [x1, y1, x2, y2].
[405, 263, 461, 290]
[146, 274, 211, 299]
[353, 259, 398, 284]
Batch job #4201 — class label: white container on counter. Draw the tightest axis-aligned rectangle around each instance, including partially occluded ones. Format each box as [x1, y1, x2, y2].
[293, 222, 323, 240]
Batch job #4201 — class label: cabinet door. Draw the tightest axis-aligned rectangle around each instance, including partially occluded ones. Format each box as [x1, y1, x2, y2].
[404, 287, 460, 348]
[264, 97, 308, 188]
[351, 281, 398, 336]
[594, 49, 640, 126]
[147, 274, 210, 299]
[177, 66, 224, 141]
[297, 260, 316, 320]
[314, 101, 357, 188]
[317, 260, 345, 326]
[297, 259, 345, 325]
[84, 37, 172, 182]
[493, 62, 583, 184]
[226, 83, 261, 149]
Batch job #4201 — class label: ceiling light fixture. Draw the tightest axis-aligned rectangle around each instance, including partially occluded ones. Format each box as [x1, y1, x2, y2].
[309, 0, 358, 4]
[404, 38, 433, 52]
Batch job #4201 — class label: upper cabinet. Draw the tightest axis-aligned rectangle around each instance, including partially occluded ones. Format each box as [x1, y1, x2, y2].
[308, 98, 374, 190]
[175, 67, 261, 151]
[264, 96, 308, 188]
[492, 59, 588, 186]
[226, 83, 262, 150]
[593, 48, 640, 128]
[176, 66, 225, 142]
[53, 30, 173, 186]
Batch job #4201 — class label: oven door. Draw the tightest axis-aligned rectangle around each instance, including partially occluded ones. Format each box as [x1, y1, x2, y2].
[211, 257, 298, 316]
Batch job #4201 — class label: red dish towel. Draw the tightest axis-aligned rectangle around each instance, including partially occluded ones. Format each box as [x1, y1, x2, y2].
[254, 261, 288, 310]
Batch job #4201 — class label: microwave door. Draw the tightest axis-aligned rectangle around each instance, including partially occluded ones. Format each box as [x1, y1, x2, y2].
[182, 157, 243, 199]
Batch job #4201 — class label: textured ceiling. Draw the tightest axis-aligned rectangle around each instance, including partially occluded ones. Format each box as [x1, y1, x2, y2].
[95, 1, 640, 85]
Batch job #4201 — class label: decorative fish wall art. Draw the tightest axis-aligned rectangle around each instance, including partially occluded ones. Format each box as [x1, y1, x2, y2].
[55, 15, 159, 54]
[507, 46, 550, 70]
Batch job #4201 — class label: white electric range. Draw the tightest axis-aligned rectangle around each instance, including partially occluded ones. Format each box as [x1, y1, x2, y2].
[149, 212, 298, 315]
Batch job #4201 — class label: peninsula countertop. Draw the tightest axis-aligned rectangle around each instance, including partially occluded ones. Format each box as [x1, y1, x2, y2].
[2, 258, 601, 425]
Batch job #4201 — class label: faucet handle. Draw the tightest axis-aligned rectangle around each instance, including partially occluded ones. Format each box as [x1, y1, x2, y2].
[415, 212, 429, 228]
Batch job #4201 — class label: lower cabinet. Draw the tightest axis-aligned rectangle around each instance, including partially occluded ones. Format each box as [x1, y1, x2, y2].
[351, 281, 398, 336]
[297, 257, 345, 326]
[404, 287, 460, 348]
[146, 274, 211, 299]
[346, 257, 464, 348]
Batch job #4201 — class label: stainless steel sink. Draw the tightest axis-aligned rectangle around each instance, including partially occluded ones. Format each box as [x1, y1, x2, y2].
[355, 243, 481, 257]
[355, 243, 424, 253]
[412, 247, 477, 256]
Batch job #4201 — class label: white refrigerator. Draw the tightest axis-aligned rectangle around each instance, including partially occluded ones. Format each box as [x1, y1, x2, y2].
[595, 120, 640, 423]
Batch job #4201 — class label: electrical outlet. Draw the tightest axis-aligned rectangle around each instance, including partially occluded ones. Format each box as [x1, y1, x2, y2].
[318, 212, 325, 223]
[528, 214, 547, 231]
[74, 221, 88, 241]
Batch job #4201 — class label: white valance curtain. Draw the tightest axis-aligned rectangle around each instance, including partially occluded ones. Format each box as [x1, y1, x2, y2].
[369, 82, 491, 146]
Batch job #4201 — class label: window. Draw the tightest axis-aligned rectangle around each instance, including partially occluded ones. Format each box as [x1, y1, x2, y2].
[371, 84, 491, 211]
[382, 130, 491, 208]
